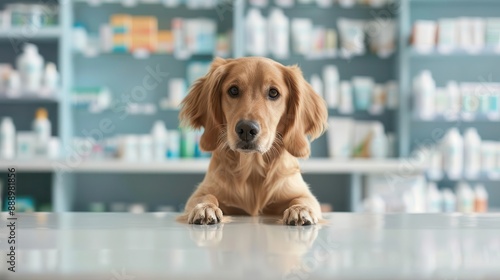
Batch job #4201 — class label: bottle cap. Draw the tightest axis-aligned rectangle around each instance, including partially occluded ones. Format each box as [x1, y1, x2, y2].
[35, 108, 48, 120]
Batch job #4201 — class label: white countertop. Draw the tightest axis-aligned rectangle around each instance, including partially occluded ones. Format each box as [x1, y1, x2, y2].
[1, 213, 500, 280]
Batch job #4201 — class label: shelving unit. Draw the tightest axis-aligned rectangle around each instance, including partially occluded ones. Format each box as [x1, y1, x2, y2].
[399, 0, 500, 196]
[0, 27, 61, 40]
[14, 0, 500, 213]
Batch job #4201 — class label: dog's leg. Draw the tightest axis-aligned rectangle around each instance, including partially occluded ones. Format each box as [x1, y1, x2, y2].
[283, 196, 322, 226]
[184, 193, 223, 225]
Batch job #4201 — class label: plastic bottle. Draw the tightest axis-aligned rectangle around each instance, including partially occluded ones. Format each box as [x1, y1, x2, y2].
[323, 65, 339, 109]
[414, 70, 436, 120]
[362, 195, 386, 213]
[369, 122, 387, 158]
[43, 62, 58, 94]
[32, 108, 51, 156]
[16, 44, 44, 93]
[339, 81, 353, 114]
[456, 182, 474, 213]
[151, 120, 168, 161]
[426, 182, 442, 213]
[474, 184, 488, 213]
[245, 9, 267, 56]
[310, 74, 323, 98]
[463, 128, 481, 179]
[267, 9, 289, 59]
[442, 128, 463, 179]
[0, 117, 16, 159]
[441, 188, 456, 213]
[446, 81, 461, 120]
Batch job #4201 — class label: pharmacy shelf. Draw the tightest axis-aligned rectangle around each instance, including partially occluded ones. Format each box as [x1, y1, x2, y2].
[412, 115, 500, 122]
[0, 96, 59, 104]
[0, 158, 427, 174]
[0, 27, 61, 41]
[411, 0, 500, 3]
[73, 51, 214, 61]
[410, 48, 500, 58]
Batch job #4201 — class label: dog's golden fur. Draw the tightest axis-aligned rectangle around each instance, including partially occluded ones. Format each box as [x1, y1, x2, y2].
[178, 57, 328, 225]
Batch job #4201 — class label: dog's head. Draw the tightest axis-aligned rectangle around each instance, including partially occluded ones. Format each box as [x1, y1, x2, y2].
[180, 57, 328, 158]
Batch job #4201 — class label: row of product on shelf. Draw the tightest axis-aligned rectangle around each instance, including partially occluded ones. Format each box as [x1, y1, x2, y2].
[0, 44, 59, 98]
[417, 128, 500, 180]
[327, 118, 395, 159]
[0, 109, 58, 160]
[245, 8, 396, 59]
[250, 0, 391, 8]
[0, 3, 58, 30]
[72, 121, 209, 161]
[364, 175, 489, 213]
[412, 17, 500, 53]
[311, 65, 398, 112]
[73, 14, 231, 58]
[413, 70, 500, 120]
[73, 61, 210, 113]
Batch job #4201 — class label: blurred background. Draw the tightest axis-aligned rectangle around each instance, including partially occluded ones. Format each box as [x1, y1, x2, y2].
[0, 0, 498, 214]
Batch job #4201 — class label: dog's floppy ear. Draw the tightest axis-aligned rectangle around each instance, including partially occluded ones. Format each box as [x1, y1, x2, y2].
[180, 57, 228, 151]
[281, 65, 328, 158]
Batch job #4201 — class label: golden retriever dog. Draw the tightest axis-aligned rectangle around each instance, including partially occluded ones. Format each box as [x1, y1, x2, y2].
[178, 57, 328, 226]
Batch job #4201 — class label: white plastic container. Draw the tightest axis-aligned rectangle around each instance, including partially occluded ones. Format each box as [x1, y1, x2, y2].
[352, 76, 374, 111]
[32, 108, 51, 157]
[369, 122, 387, 158]
[73, 23, 88, 53]
[323, 65, 339, 109]
[7, 70, 21, 97]
[463, 128, 482, 179]
[0, 117, 16, 159]
[267, 9, 289, 59]
[363, 195, 386, 213]
[310, 74, 323, 98]
[481, 141, 497, 173]
[441, 188, 456, 213]
[441, 128, 463, 179]
[245, 8, 267, 56]
[370, 84, 385, 114]
[426, 182, 442, 213]
[17, 44, 44, 93]
[456, 182, 474, 213]
[446, 81, 461, 120]
[474, 184, 488, 213]
[139, 135, 153, 162]
[327, 117, 353, 158]
[168, 79, 187, 108]
[123, 135, 139, 161]
[43, 62, 58, 95]
[339, 81, 354, 114]
[291, 18, 312, 55]
[414, 70, 436, 120]
[151, 120, 168, 161]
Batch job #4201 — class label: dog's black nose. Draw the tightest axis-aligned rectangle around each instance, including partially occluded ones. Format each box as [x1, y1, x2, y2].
[235, 120, 260, 142]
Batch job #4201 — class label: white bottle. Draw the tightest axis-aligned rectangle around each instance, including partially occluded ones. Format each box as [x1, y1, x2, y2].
[446, 81, 461, 120]
[369, 122, 387, 158]
[310, 74, 323, 98]
[463, 128, 481, 179]
[267, 9, 289, 59]
[245, 9, 267, 56]
[426, 182, 442, 213]
[441, 188, 456, 213]
[43, 62, 59, 95]
[139, 135, 153, 162]
[32, 108, 51, 157]
[442, 128, 463, 179]
[151, 121, 168, 161]
[7, 70, 21, 97]
[362, 195, 385, 213]
[323, 65, 339, 109]
[0, 117, 16, 159]
[339, 81, 353, 114]
[474, 184, 488, 213]
[414, 70, 436, 120]
[456, 182, 474, 213]
[16, 44, 44, 93]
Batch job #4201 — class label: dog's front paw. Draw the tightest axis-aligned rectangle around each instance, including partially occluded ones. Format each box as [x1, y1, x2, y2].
[188, 203, 223, 225]
[283, 205, 318, 226]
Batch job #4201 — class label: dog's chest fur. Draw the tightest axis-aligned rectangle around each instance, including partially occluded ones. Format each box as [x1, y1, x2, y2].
[211, 151, 293, 216]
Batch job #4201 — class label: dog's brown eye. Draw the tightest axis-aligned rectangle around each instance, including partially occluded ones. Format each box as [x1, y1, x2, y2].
[228, 86, 239, 97]
[268, 88, 280, 100]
